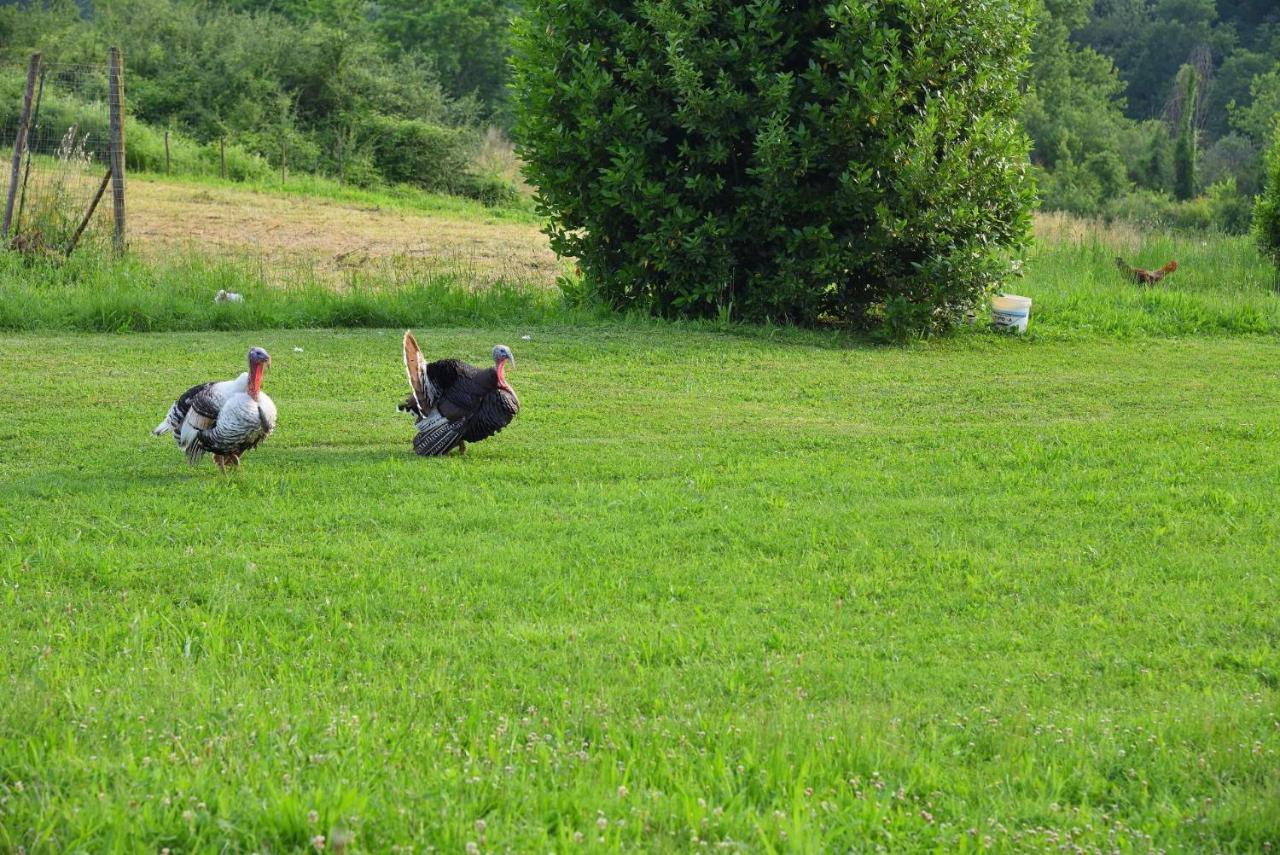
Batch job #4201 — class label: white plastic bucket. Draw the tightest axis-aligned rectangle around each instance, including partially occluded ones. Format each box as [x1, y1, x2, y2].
[991, 293, 1032, 333]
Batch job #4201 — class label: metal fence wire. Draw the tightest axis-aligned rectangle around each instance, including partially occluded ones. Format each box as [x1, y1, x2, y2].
[1, 55, 119, 254]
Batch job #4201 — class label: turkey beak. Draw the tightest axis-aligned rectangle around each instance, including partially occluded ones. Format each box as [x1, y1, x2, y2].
[507, 354, 515, 369]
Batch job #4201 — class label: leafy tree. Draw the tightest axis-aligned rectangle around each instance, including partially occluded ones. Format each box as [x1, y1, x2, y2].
[1173, 65, 1201, 200]
[372, 1, 516, 107]
[1256, 124, 1280, 267]
[1080, 0, 1232, 121]
[1201, 132, 1262, 195]
[1230, 64, 1280, 145]
[1204, 49, 1271, 138]
[515, 0, 1035, 333]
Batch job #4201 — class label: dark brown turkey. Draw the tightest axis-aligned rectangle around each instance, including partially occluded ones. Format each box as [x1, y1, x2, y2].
[398, 331, 520, 456]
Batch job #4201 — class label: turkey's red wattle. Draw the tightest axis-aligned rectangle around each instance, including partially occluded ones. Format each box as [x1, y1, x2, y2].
[248, 363, 265, 399]
[496, 358, 511, 392]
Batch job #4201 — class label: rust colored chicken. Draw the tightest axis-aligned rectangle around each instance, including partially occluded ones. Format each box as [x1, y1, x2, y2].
[1116, 257, 1178, 285]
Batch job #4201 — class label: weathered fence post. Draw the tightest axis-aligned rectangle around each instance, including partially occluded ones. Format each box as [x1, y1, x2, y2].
[164, 129, 171, 175]
[13, 67, 48, 237]
[220, 137, 226, 179]
[107, 46, 127, 254]
[2, 52, 41, 242]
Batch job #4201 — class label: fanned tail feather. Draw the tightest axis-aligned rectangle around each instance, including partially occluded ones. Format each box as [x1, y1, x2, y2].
[403, 330, 431, 416]
[152, 420, 172, 436]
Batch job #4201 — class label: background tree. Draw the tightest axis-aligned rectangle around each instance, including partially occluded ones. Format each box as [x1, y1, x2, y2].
[1172, 64, 1203, 199]
[1256, 123, 1280, 267]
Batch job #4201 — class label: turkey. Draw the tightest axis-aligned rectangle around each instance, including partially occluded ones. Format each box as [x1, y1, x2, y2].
[1116, 257, 1178, 285]
[152, 347, 277, 471]
[398, 331, 520, 456]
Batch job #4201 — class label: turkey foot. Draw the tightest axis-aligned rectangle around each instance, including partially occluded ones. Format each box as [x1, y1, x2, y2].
[214, 453, 242, 472]
[457, 441, 467, 456]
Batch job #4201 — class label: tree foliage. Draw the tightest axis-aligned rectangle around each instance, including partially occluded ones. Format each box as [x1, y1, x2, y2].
[515, 0, 1035, 333]
[0, 0, 511, 197]
[1173, 65, 1201, 200]
[1256, 125, 1280, 267]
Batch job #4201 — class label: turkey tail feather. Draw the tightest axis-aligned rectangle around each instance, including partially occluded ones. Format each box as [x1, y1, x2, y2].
[184, 437, 207, 465]
[403, 330, 430, 415]
[152, 420, 172, 436]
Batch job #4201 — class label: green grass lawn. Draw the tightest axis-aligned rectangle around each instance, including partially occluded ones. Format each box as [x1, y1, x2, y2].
[2, 328, 1278, 852]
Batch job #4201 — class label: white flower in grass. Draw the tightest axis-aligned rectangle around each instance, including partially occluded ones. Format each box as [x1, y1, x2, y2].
[308, 810, 319, 824]
[312, 835, 325, 851]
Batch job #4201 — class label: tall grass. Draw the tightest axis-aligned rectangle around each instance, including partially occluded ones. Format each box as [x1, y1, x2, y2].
[1025, 214, 1280, 337]
[0, 251, 590, 333]
[3, 213, 1278, 337]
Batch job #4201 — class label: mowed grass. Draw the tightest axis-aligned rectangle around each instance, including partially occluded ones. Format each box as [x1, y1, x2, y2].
[1, 328, 1278, 852]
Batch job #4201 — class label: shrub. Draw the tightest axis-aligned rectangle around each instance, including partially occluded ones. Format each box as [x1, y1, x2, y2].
[513, 0, 1035, 332]
[1205, 178, 1252, 236]
[365, 114, 477, 193]
[1103, 189, 1178, 231]
[1102, 185, 1250, 235]
[1256, 125, 1280, 269]
[456, 171, 521, 208]
[1170, 195, 1212, 232]
[125, 121, 273, 181]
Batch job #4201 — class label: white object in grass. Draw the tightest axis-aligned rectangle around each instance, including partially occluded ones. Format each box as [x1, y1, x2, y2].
[991, 293, 1031, 334]
[214, 290, 245, 304]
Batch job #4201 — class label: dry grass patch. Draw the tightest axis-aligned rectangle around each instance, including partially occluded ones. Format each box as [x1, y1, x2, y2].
[126, 177, 561, 287]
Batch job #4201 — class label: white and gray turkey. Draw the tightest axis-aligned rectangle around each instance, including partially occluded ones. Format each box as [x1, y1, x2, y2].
[153, 347, 277, 470]
[399, 331, 520, 456]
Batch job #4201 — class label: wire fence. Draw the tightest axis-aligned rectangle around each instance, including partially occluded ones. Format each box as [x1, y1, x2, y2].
[1, 54, 121, 255]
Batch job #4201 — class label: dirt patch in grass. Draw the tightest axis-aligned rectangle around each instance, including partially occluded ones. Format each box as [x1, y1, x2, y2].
[126, 178, 563, 286]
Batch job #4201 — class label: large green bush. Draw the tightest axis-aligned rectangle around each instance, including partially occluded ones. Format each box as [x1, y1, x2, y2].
[513, 0, 1036, 331]
[366, 115, 476, 193]
[1256, 125, 1280, 269]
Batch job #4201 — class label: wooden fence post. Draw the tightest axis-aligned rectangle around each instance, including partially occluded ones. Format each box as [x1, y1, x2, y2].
[107, 46, 127, 254]
[164, 129, 171, 175]
[2, 52, 41, 242]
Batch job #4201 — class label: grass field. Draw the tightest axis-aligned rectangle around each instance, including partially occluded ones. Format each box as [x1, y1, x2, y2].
[2, 326, 1278, 852]
[2, 176, 1279, 850]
